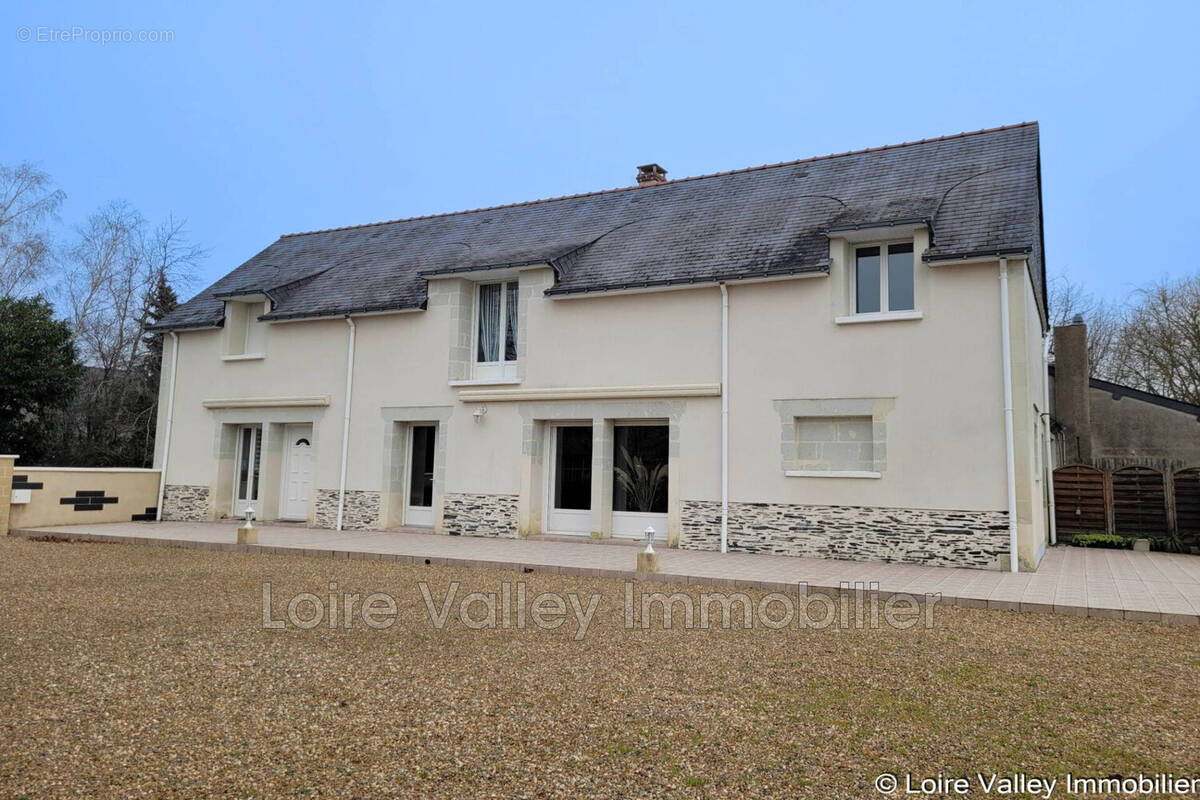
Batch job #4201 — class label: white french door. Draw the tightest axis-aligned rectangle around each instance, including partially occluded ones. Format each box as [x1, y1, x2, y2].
[545, 424, 592, 535]
[233, 425, 263, 518]
[280, 424, 313, 520]
[611, 422, 669, 541]
[404, 425, 436, 527]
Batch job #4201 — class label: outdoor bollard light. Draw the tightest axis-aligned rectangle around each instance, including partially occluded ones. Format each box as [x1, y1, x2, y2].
[237, 506, 258, 546]
[636, 525, 660, 573]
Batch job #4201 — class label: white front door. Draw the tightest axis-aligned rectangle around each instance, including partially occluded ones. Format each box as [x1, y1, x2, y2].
[233, 425, 263, 518]
[404, 425, 436, 527]
[280, 424, 313, 520]
[545, 424, 592, 535]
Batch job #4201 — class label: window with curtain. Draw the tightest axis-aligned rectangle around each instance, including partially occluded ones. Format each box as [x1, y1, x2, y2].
[476, 281, 519, 364]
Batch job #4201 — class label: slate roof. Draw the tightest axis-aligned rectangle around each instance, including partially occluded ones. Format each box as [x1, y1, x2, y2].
[151, 122, 1044, 330]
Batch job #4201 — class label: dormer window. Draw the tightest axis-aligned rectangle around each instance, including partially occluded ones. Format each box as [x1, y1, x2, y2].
[855, 242, 914, 314]
[474, 281, 518, 380]
[222, 299, 269, 360]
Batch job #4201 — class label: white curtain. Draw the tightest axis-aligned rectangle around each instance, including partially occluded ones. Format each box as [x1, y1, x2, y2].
[477, 283, 501, 362]
[504, 281, 519, 361]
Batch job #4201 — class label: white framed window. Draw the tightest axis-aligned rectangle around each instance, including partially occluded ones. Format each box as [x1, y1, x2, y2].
[854, 241, 915, 314]
[473, 280, 519, 380]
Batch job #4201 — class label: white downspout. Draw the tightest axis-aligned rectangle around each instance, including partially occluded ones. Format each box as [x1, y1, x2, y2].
[719, 283, 729, 554]
[999, 259, 1019, 572]
[1043, 333, 1057, 545]
[335, 317, 356, 532]
[155, 331, 179, 521]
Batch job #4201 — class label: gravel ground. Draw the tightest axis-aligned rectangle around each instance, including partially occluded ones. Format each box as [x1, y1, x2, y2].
[1, 537, 1197, 799]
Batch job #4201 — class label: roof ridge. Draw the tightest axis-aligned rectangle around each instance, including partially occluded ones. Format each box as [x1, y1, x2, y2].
[279, 121, 1037, 239]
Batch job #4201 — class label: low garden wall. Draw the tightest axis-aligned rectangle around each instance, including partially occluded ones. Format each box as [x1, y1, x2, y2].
[3, 458, 161, 533]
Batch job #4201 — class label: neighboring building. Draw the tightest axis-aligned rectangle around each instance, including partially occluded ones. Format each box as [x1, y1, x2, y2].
[149, 122, 1052, 571]
[1049, 320, 1200, 541]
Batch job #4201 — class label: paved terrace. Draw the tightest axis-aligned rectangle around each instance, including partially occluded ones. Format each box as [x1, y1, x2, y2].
[12, 521, 1200, 625]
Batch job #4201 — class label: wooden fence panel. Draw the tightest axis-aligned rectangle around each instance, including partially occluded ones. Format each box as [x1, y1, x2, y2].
[1053, 466, 1106, 536]
[1175, 468, 1200, 541]
[1111, 466, 1168, 536]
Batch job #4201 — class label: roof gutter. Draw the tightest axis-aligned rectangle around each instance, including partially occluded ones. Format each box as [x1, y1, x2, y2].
[719, 283, 729, 554]
[1043, 332, 1057, 546]
[999, 258, 1020, 572]
[155, 332, 179, 521]
[924, 247, 1032, 264]
[335, 317, 357, 532]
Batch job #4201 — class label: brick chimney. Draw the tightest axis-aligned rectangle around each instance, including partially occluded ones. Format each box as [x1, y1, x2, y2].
[636, 163, 667, 186]
[1053, 317, 1092, 463]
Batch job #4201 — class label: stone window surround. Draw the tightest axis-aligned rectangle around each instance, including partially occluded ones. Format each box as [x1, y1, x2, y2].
[828, 225, 930, 325]
[379, 405, 453, 530]
[221, 298, 270, 358]
[206, 407, 326, 521]
[516, 399, 684, 545]
[775, 397, 892, 479]
[434, 267, 554, 386]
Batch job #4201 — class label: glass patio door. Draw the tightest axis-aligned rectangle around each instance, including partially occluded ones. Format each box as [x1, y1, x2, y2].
[233, 425, 263, 518]
[611, 423, 668, 540]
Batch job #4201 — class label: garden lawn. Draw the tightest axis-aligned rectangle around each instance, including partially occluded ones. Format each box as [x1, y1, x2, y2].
[1, 537, 1197, 799]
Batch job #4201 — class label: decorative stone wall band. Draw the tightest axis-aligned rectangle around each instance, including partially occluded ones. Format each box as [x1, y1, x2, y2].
[680, 499, 1009, 570]
[161, 485, 210, 522]
[314, 489, 381, 530]
[443, 492, 519, 537]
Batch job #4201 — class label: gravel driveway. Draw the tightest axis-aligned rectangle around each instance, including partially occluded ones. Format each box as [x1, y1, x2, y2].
[1, 537, 1196, 799]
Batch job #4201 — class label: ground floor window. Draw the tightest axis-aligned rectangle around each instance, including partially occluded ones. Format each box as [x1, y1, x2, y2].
[613, 424, 668, 514]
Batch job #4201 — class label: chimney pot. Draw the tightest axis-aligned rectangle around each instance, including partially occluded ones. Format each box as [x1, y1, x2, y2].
[636, 163, 667, 186]
[1071, 313, 1085, 325]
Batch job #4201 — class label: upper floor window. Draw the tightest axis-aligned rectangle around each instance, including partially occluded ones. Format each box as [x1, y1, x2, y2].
[474, 281, 518, 379]
[855, 242, 914, 314]
[223, 300, 268, 359]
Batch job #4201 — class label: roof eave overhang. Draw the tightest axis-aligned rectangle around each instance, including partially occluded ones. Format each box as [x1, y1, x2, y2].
[260, 304, 426, 324]
[924, 246, 1032, 264]
[418, 260, 553, 281]
[211, 290, 270, 302]
[823, 219, 930, 243]
[144, 320, 223, 333]
[544, 264, 830, 299]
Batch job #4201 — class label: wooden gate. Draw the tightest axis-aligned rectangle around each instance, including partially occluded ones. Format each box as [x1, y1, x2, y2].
[1053, 465, 1106, 537]
[1111, 466, 1168, 535]
[1175, 468, 1200, 542]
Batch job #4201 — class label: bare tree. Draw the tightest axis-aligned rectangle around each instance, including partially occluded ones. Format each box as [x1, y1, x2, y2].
[1048, 274, 1129, 382]
[0, 162, 65, 298]
[1118, 275, 1200, 405]
[53, 203, 202, 464]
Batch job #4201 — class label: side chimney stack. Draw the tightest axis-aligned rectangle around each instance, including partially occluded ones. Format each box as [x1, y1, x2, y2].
[1053, 318, 1092, 463]
[636, 163, 667, 186]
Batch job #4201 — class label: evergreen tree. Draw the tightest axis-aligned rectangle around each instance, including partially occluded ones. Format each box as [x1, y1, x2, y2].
[0, 296, 83, 462]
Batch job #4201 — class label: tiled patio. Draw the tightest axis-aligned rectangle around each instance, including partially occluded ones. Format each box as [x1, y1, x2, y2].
[12, 521, 1200, 625]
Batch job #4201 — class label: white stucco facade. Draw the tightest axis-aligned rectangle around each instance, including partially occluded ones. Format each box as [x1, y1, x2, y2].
[153, 228, 1052, 571]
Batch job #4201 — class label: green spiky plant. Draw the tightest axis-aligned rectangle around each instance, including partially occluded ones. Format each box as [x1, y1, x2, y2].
[613, 446, 667, 512]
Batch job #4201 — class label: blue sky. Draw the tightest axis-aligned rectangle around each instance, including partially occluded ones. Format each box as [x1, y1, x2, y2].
[4, 1, 1198, 306]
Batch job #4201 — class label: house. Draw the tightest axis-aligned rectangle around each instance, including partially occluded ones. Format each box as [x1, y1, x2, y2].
[148, 122, 1052, 571]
